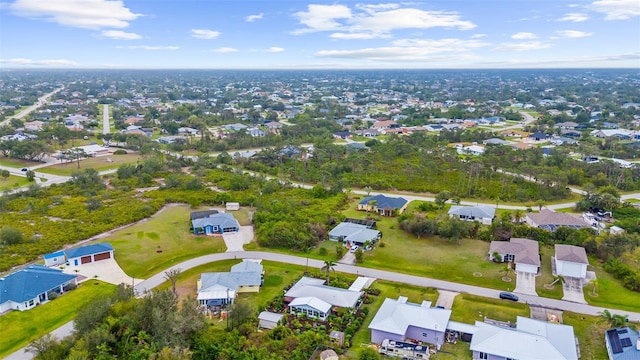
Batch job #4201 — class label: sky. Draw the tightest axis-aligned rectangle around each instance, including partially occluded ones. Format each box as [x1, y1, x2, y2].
[0, 0, 639, 69]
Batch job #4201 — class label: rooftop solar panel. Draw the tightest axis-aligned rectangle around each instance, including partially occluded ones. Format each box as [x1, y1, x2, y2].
[607, 329, 624, 354]
[621, 338, 632, 347]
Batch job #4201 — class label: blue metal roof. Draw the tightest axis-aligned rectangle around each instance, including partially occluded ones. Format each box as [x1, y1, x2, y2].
[359, 194, 408, 209]
[191, 213, 239, 230]
[43, 251, 65, 260]
[0, 265, 76, 303]
[65, 243, 113, 259]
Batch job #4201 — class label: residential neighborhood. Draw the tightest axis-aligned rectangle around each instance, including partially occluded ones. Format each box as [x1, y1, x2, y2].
[0, 69, 639, 360]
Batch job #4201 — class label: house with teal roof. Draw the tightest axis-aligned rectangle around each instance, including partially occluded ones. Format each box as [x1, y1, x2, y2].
[0, 265, 77, 312]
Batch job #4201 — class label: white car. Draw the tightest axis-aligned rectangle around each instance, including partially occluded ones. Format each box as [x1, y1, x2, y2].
[350, 245, 359, 253]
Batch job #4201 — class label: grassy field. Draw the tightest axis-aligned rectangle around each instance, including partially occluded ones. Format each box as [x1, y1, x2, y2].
[0, 281, 116, 359]
[535, 246, 564, 299]
[450, 293, 529, 324]
[583, 261, 640, 312]
[38, 153, 141, 176]
[0, 176, 31, 191]
[564, 312, 609, 360]
[107, 205, 227, 278]
[0, 158, 43, 168]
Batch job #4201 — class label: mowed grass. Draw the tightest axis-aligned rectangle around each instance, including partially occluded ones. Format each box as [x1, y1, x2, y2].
[341, 204, 512, 291]
[583, 262, 640, 312]
[563, 312, 609, 360]
[535, 246, 563, 299]
[0, 176, 31, 191]
[450, 293, 529, 324]
[38, 153, 141, 176]
[107, 205, 227, 278]
[0, 281, 116, 359]
[0, 158, 42, 168]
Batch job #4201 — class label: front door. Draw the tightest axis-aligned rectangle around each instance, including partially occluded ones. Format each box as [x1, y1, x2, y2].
[74, 259, 78, 266]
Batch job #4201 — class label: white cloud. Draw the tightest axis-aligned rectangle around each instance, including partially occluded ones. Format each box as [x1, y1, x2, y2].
[329, 32, 389, 40]
[497, 41, 551, 51]
[556, 30, 593, 38]
[471, 34, 487, 38]
[121, 45, 179, 50]
[211, 47, 238, 53]
[191, 29, 221, 39]
[245, 13, 263, 22]
[9, 0, 141, 29]
[293, 4, 476, 37]
[314, 38, 489, 61]
[292, 4, 352, 34]
[559, 12, 589, 22]
[101, 30, 141, 40]
[264, 47, 284, 52]
[0, 57, 78, 66]
[511, 32, 538, 39]
[590, 0, 640, 20]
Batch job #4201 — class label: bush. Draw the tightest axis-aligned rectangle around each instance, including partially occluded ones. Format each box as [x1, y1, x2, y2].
[64, 282, 78, 291]
[47, 291, 58, 300]
[113, 149, 128, 155]
[318, 247, 328, 256]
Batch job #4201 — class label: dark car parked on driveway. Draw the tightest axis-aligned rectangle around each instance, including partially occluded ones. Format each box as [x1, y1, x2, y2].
[499, 292, 519, 301]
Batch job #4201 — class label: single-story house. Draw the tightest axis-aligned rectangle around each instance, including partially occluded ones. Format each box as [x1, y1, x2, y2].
[483, 138, 509, 146]
[223, 123, 248, 131]
[448, 205, 496, 225]
[605, 327, 640, 360]
[0, 265, 77, 312]
[456, 144, 485, 156]
[530, 132, 551, 141]
[368, 296, 452, 349]
[328, 222, 381, 247]
[470, 316, 578, 360]
[526, 209, 591, 231]
[357, 194, 408, 217]
[197, 261, 264, 307]
[284, 276, 363, 320]
[258, 311, 284, 330]
[225, 202, 240, 211]
[65, 243, 114, 266]
[192, 212, 240, 235]
[43, 251, 66, 267]
[489, 238, 540, 274]
[554, 244, 589, 279]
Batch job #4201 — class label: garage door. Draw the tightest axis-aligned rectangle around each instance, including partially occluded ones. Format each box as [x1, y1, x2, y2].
[80, 256, 92, 264]
[93, 252, 111, 261]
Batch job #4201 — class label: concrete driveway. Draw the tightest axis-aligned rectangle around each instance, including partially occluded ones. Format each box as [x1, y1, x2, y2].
[63, 258, 144, 287]
[562, 277, 586, 303]
[435, 290, 459, 309]
[221, 226, 254, 252]
[514, 271, 538, 296]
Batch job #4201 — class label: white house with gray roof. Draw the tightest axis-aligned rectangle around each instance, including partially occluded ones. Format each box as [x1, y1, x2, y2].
[368, 296, 452, 349]
[449, 205, 496, 225]
[328, 222, 380, 247]
[470, 316, 578, 360]
[284, 277, 362, 320]
[489, 238, 540, 274]
[197, 261, 263, 307]
[554, 244, 589, 279]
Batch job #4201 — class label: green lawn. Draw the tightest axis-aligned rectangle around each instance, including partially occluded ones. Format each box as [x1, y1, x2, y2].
[342, 204, 513, 291]
[0, 176, 31, 191]
[535, 246, 563, 299]
[107, 205, 227, 278]
[38, 153, 141, 176]
[583, 261, 640, 312]
[0, 158, 43, 168]
[434, 342, 472, 359]
[563, 312, 609, 360]
[0, 281, 116, 359]
[450, 293, 529, 324]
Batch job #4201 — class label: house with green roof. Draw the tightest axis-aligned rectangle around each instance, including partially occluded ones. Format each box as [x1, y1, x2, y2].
[0, 265, 77, 312]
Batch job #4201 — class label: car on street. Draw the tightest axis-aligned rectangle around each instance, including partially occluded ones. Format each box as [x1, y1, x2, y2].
[499, 292, 518, 301]
[21, 168, 27, 172]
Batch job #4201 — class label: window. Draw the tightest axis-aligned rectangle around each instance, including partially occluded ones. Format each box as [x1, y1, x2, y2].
[479, 352, 488, 360]
[28, 299, 35, 307]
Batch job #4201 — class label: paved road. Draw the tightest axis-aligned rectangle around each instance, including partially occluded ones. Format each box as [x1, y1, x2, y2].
[134, 251, 640, 322]
[102, 105, 110, 135]
[1, 87, 64, 126]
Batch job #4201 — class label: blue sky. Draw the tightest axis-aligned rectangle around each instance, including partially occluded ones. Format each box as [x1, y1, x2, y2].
[0, 0, 639, 69]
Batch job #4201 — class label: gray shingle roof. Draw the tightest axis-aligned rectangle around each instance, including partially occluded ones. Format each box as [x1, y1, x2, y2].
[448, 205, 496, 219]
[489, 238, 540, 266]
[359, 194, 407, 209]
[555, 244, 588, 264]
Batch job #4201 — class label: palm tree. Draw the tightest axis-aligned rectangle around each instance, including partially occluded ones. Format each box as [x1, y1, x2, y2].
[550, 274, 565, 287]
[599, 309, 628, 328]
[513, 209, 525, 224]
[322, 260, 336, 283]
[500, 263, 514, 281]
[590, 279, 599, 296]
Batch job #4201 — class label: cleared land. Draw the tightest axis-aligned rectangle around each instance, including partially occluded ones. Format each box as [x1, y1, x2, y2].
[0, 176, 31, 191]
[38, 153, 141, 176]
[107, 204, 227, 278]
[0, 281, 115, 359]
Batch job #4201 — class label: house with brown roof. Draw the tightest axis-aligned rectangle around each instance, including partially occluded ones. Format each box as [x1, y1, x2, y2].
[488, 238, 540, 274]
[526, 209, 591, 232]
[124, 116, 143, 125]
[554, 245, 588, 279]
[372, 119, 397, 130]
